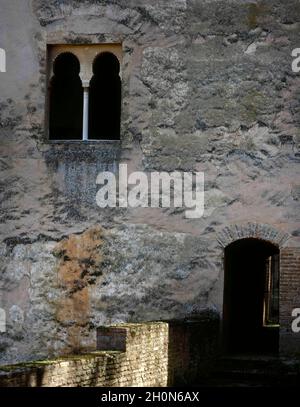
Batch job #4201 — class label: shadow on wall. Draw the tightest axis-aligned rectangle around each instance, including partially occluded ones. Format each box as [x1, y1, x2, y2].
[26, 368, 44, 387]
[167, 311, 220, 386]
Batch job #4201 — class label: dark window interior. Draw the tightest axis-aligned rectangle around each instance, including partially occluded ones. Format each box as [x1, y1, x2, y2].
[223, 238, 279, 355]
[88, 52, 121, 140]
[49, 52, 83, 140]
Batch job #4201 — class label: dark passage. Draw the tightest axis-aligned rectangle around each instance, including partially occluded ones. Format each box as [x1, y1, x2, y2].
[49, 52, 83, 140]
[88, 52, 121, 140]
[223, 238, 279, 355]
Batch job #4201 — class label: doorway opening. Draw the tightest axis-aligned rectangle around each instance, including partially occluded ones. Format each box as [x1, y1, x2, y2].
[223, 238, 279, 355]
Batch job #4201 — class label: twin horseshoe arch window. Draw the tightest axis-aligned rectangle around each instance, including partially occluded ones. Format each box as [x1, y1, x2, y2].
[48, 45, 122, 141]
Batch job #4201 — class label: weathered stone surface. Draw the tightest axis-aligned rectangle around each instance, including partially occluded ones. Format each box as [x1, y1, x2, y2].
[0, 0, 299, 364]
[0, 224, 221, 364]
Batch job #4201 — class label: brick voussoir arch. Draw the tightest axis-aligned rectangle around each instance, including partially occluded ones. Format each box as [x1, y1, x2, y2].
[216, 222, 290, 249]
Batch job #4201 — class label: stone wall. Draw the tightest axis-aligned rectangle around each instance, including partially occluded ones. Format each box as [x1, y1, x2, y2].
[0, 0, 299, 364]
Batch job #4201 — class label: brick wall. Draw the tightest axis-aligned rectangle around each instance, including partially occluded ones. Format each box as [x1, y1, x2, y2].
[280, 248, 300, 355]
[167, 315, 219, 385]
[0, 322, 168, 387]
[0, 318, 219, 387]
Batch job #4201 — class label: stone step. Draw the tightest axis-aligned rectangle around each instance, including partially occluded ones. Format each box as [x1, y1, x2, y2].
[196, 356, 300, 387]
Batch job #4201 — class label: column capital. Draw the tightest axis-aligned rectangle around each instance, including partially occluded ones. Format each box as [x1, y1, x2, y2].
[82, 80, 90, 89]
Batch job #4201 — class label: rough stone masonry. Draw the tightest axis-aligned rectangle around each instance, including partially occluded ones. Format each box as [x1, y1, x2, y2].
[0, 0, 300, 366]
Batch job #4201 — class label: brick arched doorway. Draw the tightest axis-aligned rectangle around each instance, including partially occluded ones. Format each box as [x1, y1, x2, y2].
[223, 238, 279, 354]
[217, 222, 290, 355]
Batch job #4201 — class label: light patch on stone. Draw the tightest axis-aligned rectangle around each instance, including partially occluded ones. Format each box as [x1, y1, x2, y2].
[53, 226, 103, 353]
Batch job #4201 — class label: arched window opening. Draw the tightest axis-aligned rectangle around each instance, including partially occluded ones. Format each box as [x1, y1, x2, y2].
[89, 52, 121, 140]
[49, 52, 83, 140]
